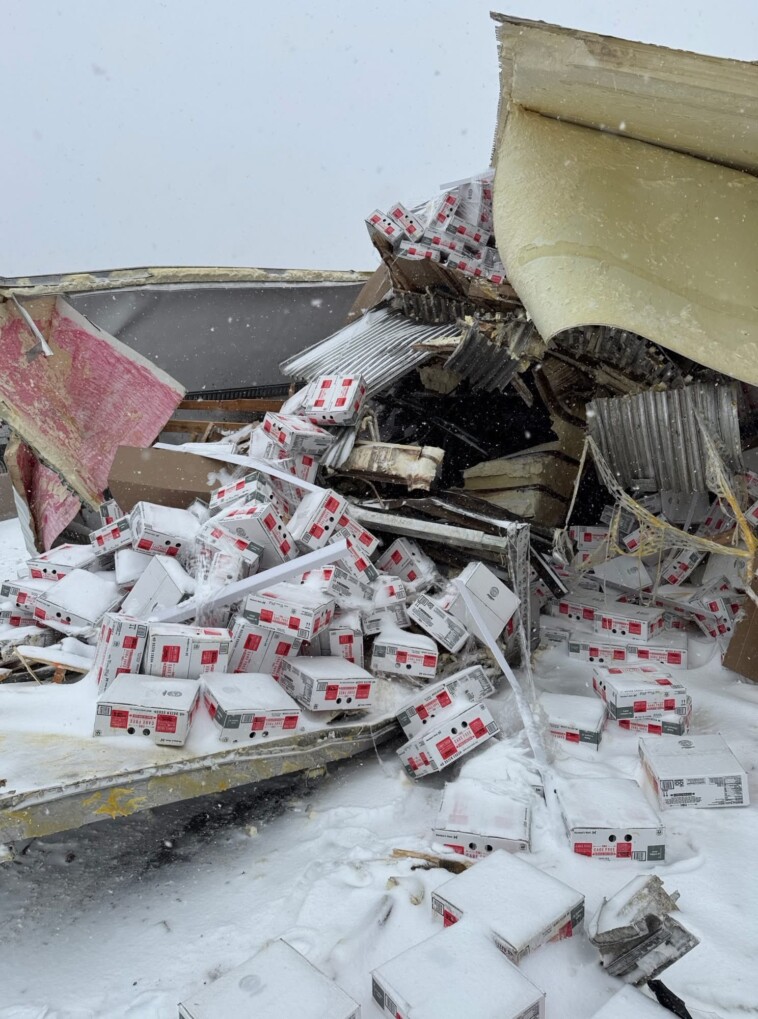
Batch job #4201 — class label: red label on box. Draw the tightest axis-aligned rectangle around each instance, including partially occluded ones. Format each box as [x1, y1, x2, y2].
[288, 615, 300, 631]
[137, 538, 153, 551]
[437, 736, 457, 760]
[356, 683, 371, 699]
[284, 715, 298, 729]
[111, 709, 129, 729]
[325, 684, 339, 701]
[438, 690, 452, 707]
[616, 842, 632, 858]
[156, 714, 178, 733]
[469, 716, 486, 738]
[162, 645, 181, 663]
[123, 636, 139, 650]
[634, 700, 647, 713]
[201, 650, 218, 665]
[574, 842, 593, 857]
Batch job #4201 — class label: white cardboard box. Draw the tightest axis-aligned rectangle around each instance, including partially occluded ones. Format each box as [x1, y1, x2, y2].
[326, 563, 374, 605]
[129, 502, 200, 560]
[615, 708, 691, 736]
[361, 601, 410, 635]
[92, 613, 148, 691]
[262, 412, 335, 457]
[34, 569, 123, 632]
[0, 577, 53, 613]
[309, 610, 364, 667]
[197, 519, 262, 568]
[433, 778, 531, 857]
[371, 626, 438, 681]
[553, 588, 620, 625]
[592, 666, 690, 720]
[94, 674, 200, 747]
[569, 525, 609, 548]
[626, 630, 688, 669]
[143, 624, 231, 680]
[208, 472, 272, 514]
[387, 202, 426, 241]
[639, 733, 750, 808]
[227, 616, 301, 676]
[335, 511, 380, 557]
[243, 582, 335, 642]
[202, 673, 303, 742]
[556, 777, 665, 861]
[568, 630, 631, 666]
[594, 604, 665, 642]
[539, 692, 607, 749]
[297, 374, 368, 426]
[28, 543, 97, 581]
[178, 939, 360, 1019]
[114, 547, 153, 587]
[376, 538, 437, 590]
[440, 562, 519, 643]
[591, 554, 652, 589]
[89, 515, 133, 555]
[398, 701, 498, 777]
[279, 656, 375, 711]
[217, 502, 297, 569]
[396, 664, 496, 739]
[407, 593, 470, 652]
[0, 607, 36, 628]
[121, 556, 195, 619]
[288, 488, 348, 551]
[371, 921, 545, 1019]
[431, 849, 584, 963]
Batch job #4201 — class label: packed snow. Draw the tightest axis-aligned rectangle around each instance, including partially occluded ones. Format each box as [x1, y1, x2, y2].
[0, 517, 757, 1017]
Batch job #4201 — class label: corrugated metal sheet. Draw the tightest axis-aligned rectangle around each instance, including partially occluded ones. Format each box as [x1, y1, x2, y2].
[587, 383, 744, 493]
[280, 308, 461, 395]
[444, 319, 535, 392]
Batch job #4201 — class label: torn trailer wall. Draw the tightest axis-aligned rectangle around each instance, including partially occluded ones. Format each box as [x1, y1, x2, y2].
[490, 16, 758, 387]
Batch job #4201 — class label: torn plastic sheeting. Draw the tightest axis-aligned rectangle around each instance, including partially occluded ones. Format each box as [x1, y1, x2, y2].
[492, 106, 758, 386]
[587, 383, 744, 494]
[0, 295, 185, 546]
[149, 538, 348, 625]
[339, 442, 444, 492]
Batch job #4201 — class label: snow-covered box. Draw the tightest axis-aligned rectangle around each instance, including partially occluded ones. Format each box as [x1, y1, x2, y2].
[120, 555, 194, 619]
[0, 577, 53, 614]
[202, 673, 303, 742]
[89, 515, 133, 554]
[431, 849, 584, 963]
[262, 412, 335, 457]
[376, 538, 437, 591]
[216, 502, 297, 570]
[178, 938, 360, 1019]
[28, 543, 96, 581]
[279, 656, 375, 711]
[297, 374, 367, 426]
[589, 985, 684, 1018]
[592, 666, 690, 720]
[129, 502, 200, 559]
[371, 921, 544, 1019]
[594, 604, 665, 642]
[243, 582, 335, 642]
[433, 778, 531, 857]
[34, 569, 123, 632]
[556, 777, 665, 862]
[94, 674, 200, 747]
[371, 626, 438, 681]
[539, 692, 607, 749]
[639, 734, 749, 809]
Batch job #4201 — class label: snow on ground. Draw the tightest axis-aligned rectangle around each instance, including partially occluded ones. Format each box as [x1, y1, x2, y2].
[0, 515, 757, 1017]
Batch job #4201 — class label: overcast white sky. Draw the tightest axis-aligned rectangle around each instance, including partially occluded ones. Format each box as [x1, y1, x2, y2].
[1, 0, 756, 276]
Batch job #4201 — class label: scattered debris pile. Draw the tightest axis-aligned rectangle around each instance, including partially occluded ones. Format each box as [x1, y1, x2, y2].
[0, 100, 756, 1019]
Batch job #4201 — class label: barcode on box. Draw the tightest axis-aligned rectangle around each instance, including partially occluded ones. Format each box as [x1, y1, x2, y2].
[633, 851, 647, 861]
